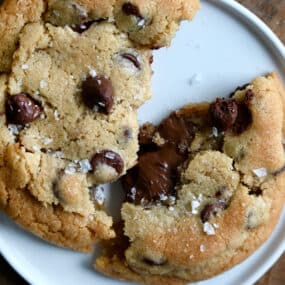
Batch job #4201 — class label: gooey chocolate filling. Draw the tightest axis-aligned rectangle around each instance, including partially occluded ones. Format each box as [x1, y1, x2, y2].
[123, 90, 253, 206]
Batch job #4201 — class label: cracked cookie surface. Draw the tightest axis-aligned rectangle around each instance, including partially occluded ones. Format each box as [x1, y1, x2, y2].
[95, 73, 285, 284]
[0, 20, 152, 251]
[0, 0, 200, 73]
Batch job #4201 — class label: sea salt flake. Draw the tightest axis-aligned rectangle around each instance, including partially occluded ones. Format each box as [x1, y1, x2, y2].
[32, 145, 40, 152]
[213, 223, 219, 229]
[54, 110, 60, 120]
[198, 193, 203, 202]
[53, 151, 64, 158]
[64, 162, 77, 174]
[93, 105, 99, 112]
[120, 33, 128, 39]
[91, 186, 105, 205]
[159, 194, 168, 201]
[52, 10, 60, 17]
[211, 127, 218, 137]
[21, 64, 29, 70]
[137, 18, 146, 27]
[189, 73, 202, 86]
[98, 102, 106, 107]
[8, 124, 23, 135]
[43, 137, 53, 145]
[40, 80, 47, 88]
[130, 187, 136, 200]
[252, 167, 267, 177]
[191, 200, 200, 214]
[79, 159, 92, 174]
[18, 79, 23, 86]
[203, 222, 215, 235]
[105, 152, 115, 159]
[200, 244, 205, 252]
[89, 69, 97, 77]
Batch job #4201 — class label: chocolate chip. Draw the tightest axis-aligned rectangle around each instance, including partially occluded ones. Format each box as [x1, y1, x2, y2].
[210, 98, 238, 132]
[142, 257, 167, 266]
[6, 93, 42, 125]
[121, 53, 141, 69]
[248, 187, 262, 196]
[123, 112, 198, 205]
[91, 150, 124, 175]
[82, 76, 114, 114]
[124, 146, 183, 205]
[200, 200, 227, 223]
[122, 3, 141, 17]
[232, 101, 252, 134]
[158, 113, 195, 153]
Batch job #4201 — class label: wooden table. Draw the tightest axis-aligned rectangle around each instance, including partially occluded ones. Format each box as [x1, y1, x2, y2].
[0, 1, 285, 284]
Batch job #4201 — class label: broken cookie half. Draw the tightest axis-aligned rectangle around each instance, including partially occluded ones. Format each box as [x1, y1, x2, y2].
[95, 72, 285, 284]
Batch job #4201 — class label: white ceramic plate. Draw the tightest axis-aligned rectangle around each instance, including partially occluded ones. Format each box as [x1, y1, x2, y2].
[1, 0, 285, 284]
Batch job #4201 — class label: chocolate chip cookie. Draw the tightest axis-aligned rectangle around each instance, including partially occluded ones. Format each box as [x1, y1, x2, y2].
[0, 19, 153, 251]
[0, 0, 200, 73]
[95, 73, 285, 284]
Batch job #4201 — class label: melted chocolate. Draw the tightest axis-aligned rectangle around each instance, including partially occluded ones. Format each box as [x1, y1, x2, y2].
[123, 112, 200, 205]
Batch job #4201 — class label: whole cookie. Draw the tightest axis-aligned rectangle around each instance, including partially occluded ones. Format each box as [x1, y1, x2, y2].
[95, 73, 285, 284]
[0, 0, 199, 73]
[0, 20, 152, 251]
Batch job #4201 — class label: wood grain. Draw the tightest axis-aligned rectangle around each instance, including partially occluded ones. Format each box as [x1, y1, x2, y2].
[0, 1, 285, 285]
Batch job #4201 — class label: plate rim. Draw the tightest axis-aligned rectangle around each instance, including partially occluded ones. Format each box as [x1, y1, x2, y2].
[1, 1, 285, 285]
